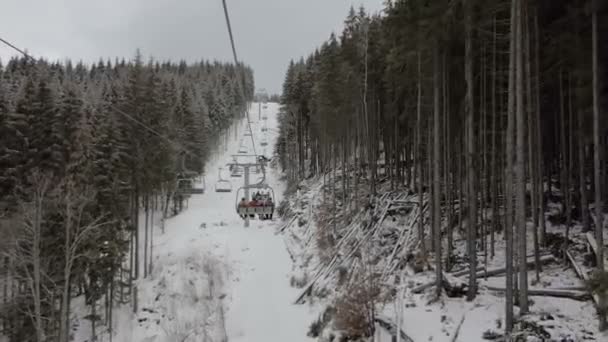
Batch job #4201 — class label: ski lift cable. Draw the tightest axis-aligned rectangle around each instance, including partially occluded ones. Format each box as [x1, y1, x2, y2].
[0, 35, 200, 161]
[221, 0, 258, 158]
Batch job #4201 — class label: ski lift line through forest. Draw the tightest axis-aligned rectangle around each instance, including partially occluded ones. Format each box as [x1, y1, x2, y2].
[221, 0, 258, 158]
[0, 35, 202, 161]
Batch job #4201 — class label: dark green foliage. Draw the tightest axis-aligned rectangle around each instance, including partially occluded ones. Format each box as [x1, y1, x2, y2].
[0, 52, 252, 341]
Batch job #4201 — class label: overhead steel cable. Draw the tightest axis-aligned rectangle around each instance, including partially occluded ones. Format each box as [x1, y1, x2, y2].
[221, 0, 258, 158]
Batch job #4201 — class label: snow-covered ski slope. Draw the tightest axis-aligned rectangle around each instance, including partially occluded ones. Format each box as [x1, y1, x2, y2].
[100, 103, 316, 342]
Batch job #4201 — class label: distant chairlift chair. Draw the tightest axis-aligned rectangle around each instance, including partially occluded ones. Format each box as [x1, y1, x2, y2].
[176, 176, 205, 195]
[230, 165, 243, 178]
[215, 168, 233, 193]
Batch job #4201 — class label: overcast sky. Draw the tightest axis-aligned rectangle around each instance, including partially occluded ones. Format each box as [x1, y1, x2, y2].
[1, 0, 384, 94]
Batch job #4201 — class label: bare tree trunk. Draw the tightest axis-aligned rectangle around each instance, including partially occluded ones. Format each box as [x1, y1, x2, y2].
[416, 51, 426, 257]
[515, 0, 529, 314]
[91, 301, 97, 342]
[559, 71, 569, 243]
[149, 197, 155, 275]
[428, 119, 434, 252]
[134, 187, 140, 280]
[60, 187, 73, 342]
[444, 53, 453, 269]
[534, 10, 546, 247]
[33, 182, 46, 342]
[566, 76, 574, 242]
[592, 0, 607, 330]
[524, 7, 540, 283]
[579, 115, 590, 232]
[144, 194, 149, 278]
[505, 0, 518, 333]
[433, 45, 442, 297]
[490, 15, 498, 259]
[2, 256, 7, 332]
[464, 0, 477, 301]
[481, 44, 488, 275]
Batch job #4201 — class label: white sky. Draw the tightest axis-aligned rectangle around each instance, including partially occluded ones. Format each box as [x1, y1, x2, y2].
[0, 0, 385, 94]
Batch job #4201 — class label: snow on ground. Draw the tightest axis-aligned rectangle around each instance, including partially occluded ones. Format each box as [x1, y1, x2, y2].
[281, 174, 605, 342]
[74, 103, 317, 342]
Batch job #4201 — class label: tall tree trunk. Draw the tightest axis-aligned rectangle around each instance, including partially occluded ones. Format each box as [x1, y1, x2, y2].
[592, 0, 607, 331]
[33, 184, 45, 342]
[416, 51, 426, 257]
[444, 53, 453, 269]
[559, 71, 569, 242]
[490, 15, 498, 259]
[134, 188, 140, 280]
[524, 7, 540, 283]
[60, 188, 73, 342]
[149, 197, 155, 275]
[433, 45, 442, 297]
[566, 76, 574, 242]
[144, 194, 149, 278]
[515, 0, 529, 314]
[534, 9, 546, 248]
[428, 121, 434, 252]
[579, 115, 590, 232]
[464, 0, 477, 301]
[505, 0, 518, 333]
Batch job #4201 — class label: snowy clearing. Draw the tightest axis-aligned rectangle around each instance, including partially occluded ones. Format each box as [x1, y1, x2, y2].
[73, 103, 317, 342]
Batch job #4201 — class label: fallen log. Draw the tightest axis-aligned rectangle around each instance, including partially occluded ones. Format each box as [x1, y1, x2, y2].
[411, 272, 468, 295]
[565, 249, 600, 307]
[451, 266, 485, 278]
[450, 314, 466, 342]
[294, 204, 385, 304]
[278, 216, 298, 233]
[412, 256, 555, 294]
[483, 286, 590, 301]
[375, 316, 415, 342]
[473, 255, 555, 278]
[411, 280, 436, 294]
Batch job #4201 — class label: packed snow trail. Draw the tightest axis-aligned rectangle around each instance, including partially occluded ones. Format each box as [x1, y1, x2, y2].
[95, 103, 316, 342]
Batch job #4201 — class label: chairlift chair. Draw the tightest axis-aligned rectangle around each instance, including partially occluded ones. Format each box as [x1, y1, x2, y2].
[176, 177, 205, 195]
[230, 166, 243, 177]
[215, 168, 233, 193]
[215, 180, 233, 192]
[235, 184, 275, 220]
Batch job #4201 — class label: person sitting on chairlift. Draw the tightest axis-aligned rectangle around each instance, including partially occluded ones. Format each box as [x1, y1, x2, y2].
[238, 197, 247, 219]
[248, 197, 258, 218]
[266, 197, 274, 220]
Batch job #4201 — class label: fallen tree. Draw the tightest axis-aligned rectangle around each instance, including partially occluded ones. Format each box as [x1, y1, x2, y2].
[565, 249, 602, 309]
[411, 255, 555, 294]
[483, 286, 590, 301]
[472, 255, 555, 278]
[375, 315, 415, 342]
[412, 272, 468, 295]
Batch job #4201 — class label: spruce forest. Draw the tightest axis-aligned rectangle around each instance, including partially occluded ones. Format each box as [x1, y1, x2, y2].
[277, 0, 608, 338]
[0, 0, 607, 341]
[0, 53, 253, 340]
